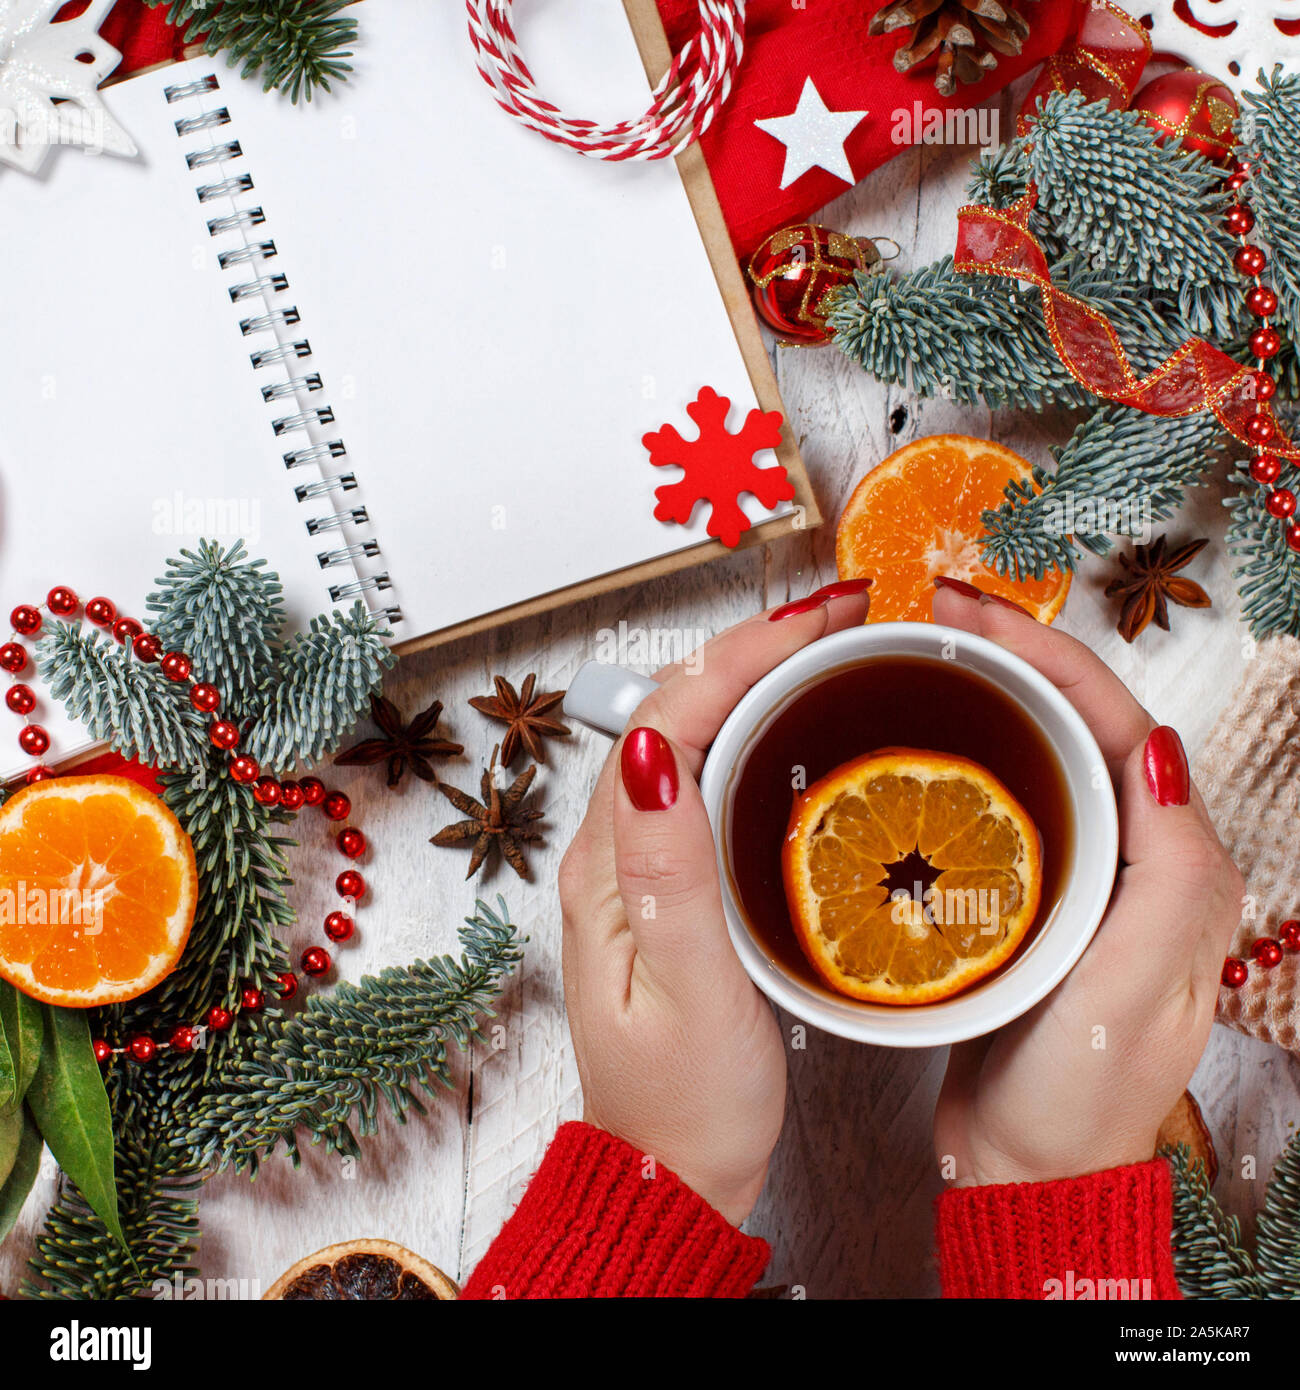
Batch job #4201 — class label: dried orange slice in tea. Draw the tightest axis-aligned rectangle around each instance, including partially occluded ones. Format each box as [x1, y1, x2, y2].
[0, 775, 197, 1007]
[835, 434, 1070, 623]
[782, 749, 1042, 1005]
[264, 1240, 458, 1300]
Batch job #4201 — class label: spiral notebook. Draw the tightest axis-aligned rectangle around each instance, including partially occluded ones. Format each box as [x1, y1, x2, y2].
[0, 1, 812, 781]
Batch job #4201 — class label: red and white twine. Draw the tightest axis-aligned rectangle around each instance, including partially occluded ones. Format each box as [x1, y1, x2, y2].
[465, 0, 745, 161]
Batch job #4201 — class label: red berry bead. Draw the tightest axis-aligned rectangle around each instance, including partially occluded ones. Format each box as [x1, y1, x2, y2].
[5, 685, 35, 715]
[230, 755, 260, 784]
[18, 725, 49, 756]
[1224, 171, 1247, 192]
[160, 651, 192, 683]
[206, 1005, 233, 1032]
[322, 791, 351, 821]
[337, 827, 366, 859]
[1251, 937, 1284, 968]
[24, 766, 54, 784]
[241, 986, 265, 1012]
[301, 946, 331, 977]
[336, 869, 365, 900]
[1246, 285, 1279, 318]
[9, 605, 40, 636]
[1248, 413, 1279, 446]
[168, 1025, 198, 1053]
[324, 911, 355, 942]
[299, 776, 326, 806]
[278, 780, 305, 811]
[276, 971, 299, 1000]
[189, 682, 220, 713]
[112, 617, 143, 645]
[1279, 919, 1300, 950]
[1225, 203, 1256, 236]
[0, 643, 27, 674]
[1286, 522, 1300, 553]
[1251, 452, 1282, 484]
[133, 632, 162, 663]
[127, 1034, 157, 1063]
[1250, 326, 1283, 361]
[84, 596, 116, 628]
[1254, 370, 1278, 402]
[1221, 957, 1248, 988]
[253, 776, 281, 806]
[92, 1038, 113, 1064]
[1266, 487, 1296, 519]
[210, 719, 240, 750]
[46, 586, 78, 616]
[1235, 244, 1267, 276]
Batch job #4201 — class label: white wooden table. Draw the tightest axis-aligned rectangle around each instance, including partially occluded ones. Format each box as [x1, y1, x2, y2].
[5, 78, 1298, 1301]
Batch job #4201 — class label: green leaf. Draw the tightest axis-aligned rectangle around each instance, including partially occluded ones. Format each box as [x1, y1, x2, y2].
[0, 981, 43, 1116]
[25, 1005, 128, 1253]
[0, 1106, 20, 1185]
[0, 1106, 42, 1241]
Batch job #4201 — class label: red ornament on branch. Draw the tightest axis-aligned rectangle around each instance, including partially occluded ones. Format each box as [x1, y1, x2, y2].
[1130, 68, 1238, 164]
[746, 224, 881, 346]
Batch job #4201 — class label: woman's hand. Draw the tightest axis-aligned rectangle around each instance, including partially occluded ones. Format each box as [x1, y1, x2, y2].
[931, 584, 1244, 1187]
[558, 581, 870, 1224]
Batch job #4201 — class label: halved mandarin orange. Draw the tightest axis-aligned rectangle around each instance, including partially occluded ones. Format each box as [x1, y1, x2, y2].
[782, 748, 1042, 1005]
[836, 434, 1070, 623]
[0, 775, 197, 1007]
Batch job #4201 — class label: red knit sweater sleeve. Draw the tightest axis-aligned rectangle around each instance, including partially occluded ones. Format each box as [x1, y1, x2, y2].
[460, 1122, 770, 1299]
[935, 1158, 1182, 1299]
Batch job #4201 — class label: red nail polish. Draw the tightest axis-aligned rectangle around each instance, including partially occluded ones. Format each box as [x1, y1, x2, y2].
[768, 594, 827, 621]
[1143, 726, 1189, 807]
[979, 592, 1033, 618]
[811, 578, 872, 602]
[621, 727, 678, 811]
[933, 576, 984, 599]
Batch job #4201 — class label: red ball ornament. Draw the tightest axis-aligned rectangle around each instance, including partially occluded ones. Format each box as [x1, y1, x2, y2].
[1224, 171, 1247, 192]
[1279, 919, 1300, 950]
[127, 1034, 157, 1063]
[279, 780, 305, 811]
[322, 791, 351, 821]
[276, 971, 299, 1000]
[1266, 487, 1296, 519]
[210, 719, 240, 750]
[5, 684, 35, 715]
[1235, 244, 1267, 277]
[1247, 412, 1278, 446]
[1251, 937, 1284, 968]
[0, 643, 27, 674]
[1129, 69, 1239, 163]
[1286, 522, 1300, 553]
[189, 682, 220, 713]
[299, 776, 326, 806]
[1250, 326, 1283, 360]
[240, 986, 265, 1012]
[18, 725, 49, 756]
[1251, 453, 1282, 484]
[160, 651, 192, 683]
[1221, 957, 1248, 988]
[301, 946, 331, 977]
[1246, 285, 1279, 319]
[84, 596, 116, 628]
[206, 1005, 233, 1032]
[1253, 370, 1278, 402]
[46, 586, 78, 616]
[168, 1025, 198, 1053]
[324, 910, 355, 942]
[24, 766, 54, 784]
[746, 224, 879, 346]
[92, 1038, 112, 1064]
[1225, 203, 1255, 237]
[336, 869, 365, 900]
[133, 633, 162, 663]
[337, 827, 366, 859]
[253, 776, 282, 806]
[9, 605, 40, 636]
[229, 755, 260, 784]
[112, 617, 143, 645]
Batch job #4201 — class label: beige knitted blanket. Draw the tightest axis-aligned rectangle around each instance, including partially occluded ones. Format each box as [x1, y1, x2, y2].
[1194, 636, 1300, 1054]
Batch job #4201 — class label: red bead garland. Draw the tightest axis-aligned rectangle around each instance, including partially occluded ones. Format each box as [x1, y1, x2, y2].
[1222, 916, 1300, 991]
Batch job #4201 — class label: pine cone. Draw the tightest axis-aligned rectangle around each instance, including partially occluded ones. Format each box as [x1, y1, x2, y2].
[870, 0, 1037, 96]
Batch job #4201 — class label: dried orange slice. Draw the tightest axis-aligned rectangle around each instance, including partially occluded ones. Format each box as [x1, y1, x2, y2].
[0, 775, 196, 1007]
[835, 434, 1070, 623]
[264, 1239, 458, 1300]
[782, 748, 1042, 1005]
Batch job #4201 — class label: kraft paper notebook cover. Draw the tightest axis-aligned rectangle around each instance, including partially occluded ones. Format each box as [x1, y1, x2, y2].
[0, 1, 815, 781]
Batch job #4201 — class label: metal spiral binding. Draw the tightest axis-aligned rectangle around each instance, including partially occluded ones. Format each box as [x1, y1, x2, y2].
[172, 74, 401, 627]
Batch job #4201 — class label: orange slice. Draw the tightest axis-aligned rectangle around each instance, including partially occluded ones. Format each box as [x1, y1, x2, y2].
[264, 1240, 458, 1300]
[835, 434, 1070, 623]
[0, 775, 197, 1007]
[782, 748, 1042, 1005]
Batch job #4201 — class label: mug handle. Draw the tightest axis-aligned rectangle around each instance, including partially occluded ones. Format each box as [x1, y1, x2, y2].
[563, 660, 659, 738]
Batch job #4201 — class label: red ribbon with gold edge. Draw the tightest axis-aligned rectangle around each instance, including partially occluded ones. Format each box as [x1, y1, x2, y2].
[954, 189, 1299, 460]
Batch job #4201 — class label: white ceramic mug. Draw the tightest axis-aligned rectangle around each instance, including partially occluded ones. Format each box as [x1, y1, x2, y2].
[563, 621, 1119, 1047]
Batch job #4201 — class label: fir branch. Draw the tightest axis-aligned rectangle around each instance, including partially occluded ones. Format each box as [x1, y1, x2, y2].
[179, 899, 524, 1172]
[1226, 468, 1300, 639]
[1241, 69, 1300, 345]
[244, 602, 394, 770]
[144, 0, 356, 103]
[1167, 1145, 1263, 1299]
[35, 625, 208, 770]
[1255, 1128, 1300, 1296]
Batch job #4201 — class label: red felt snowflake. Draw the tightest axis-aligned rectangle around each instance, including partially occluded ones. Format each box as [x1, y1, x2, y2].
[642, 387, 792, 548]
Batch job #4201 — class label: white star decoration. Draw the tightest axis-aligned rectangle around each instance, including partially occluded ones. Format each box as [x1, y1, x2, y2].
[0, 0, 136, 175]
[754, 76, 868, 190]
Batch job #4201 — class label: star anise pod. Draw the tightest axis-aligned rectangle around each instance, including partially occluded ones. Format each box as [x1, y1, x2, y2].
[467, 673, 570, 766]
[1104, 535, 1212, 643]
[335, 693, 463, 788]
[869, 0, 1036, 96]
[430, 746, 544, 879]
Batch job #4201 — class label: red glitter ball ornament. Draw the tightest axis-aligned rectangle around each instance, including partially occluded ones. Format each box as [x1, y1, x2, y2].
[133, 633, 162, 662]
[206, 1005, 233, 1032]
[299, 776, 326, 806]
[9, 605, 40, 636]
[279, 780, 305, 811]
[92, 1038, 112, 1064]
[0, 643, 27, 674]
[229, 755, 260, 784]
[336, 869, 365, 900]
[84, 596, 116, 628]
[160, 651, 192, 683]
[1129, 68, 1239, 163]
[1221, 957, 1248, 988]
[189, 682, 220, 713]
[5, 685, 35, 715]
[127, 1034, 157, 1063]
[253, 776, 281, 806]
[746, 224, 879, 346]
[322, 790, 351, 821]
[337, 827, 366, 859]
[210, 719, 240, 750]
[324, 910, 354, 942]
[19, 725, 49, 756]
[301, 946, 331, 977]
[46, 586, 78, 616]
[169, 1025, 198, 1053]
